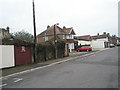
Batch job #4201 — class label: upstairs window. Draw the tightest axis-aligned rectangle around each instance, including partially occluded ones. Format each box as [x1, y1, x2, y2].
[44, 33, 48, 41]
[63, 35, 65, 39]
[66, 35, 73, 39]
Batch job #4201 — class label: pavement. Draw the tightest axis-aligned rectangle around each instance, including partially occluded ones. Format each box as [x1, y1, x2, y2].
[1, 50, 98, 77]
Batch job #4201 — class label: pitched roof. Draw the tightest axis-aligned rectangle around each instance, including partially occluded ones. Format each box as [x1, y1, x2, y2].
[92, 34, 108, 39]
[117, 37, 120, 40]
[75, 35, 92, 41]
[37, 25, 65, 37]
[63, 27, 76, 35]
[37, 25, 76, 37]
[1, 35, 33, 46]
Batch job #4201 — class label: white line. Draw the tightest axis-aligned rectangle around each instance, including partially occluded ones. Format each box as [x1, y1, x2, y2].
[14, 78, 23, 82]
[0, 84, 7, 87]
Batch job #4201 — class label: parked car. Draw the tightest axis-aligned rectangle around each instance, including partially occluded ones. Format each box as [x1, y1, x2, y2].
[109, 44, 115, 48]
[76, 46, 92, 52]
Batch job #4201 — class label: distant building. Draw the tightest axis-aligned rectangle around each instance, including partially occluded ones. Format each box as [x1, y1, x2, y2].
[75, 35, 92, 46]
[117, 37, 120, 45]
[37, 25, 76, 52]
[91, 32, 118, 49]
[0, 27, 10, 39]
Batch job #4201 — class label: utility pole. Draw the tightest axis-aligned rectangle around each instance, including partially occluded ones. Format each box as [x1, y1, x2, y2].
[54, 23, 59, 59]
[32, 0, 37, 63]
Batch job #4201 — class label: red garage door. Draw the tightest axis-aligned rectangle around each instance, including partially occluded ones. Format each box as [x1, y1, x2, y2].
[15, 46, 32, 66]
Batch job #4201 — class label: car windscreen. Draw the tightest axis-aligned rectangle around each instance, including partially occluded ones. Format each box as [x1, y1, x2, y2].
[81, 46, 89, 48]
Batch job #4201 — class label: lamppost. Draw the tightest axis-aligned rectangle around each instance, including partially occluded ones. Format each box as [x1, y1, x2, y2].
[54, 23, 59, 59]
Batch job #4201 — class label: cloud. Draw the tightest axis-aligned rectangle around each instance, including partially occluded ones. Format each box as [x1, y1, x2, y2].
[0, 0, 119, 36]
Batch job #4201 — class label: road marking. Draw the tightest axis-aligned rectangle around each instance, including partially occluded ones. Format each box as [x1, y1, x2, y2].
[13, 78, 23, 82]
[0, 84, 7, 87]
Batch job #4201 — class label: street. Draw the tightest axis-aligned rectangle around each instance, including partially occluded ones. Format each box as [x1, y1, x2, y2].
[2, 47, 119, 88]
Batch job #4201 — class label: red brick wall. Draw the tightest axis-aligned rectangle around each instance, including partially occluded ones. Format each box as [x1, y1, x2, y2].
[48, 35, 54, 40]
[37, 37, 44, 43]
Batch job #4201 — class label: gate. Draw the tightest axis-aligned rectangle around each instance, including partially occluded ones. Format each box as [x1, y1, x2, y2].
[14, 46, 32, 66]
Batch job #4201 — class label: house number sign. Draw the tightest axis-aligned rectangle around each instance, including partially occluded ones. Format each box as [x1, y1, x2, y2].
[21, 46, 26, 53]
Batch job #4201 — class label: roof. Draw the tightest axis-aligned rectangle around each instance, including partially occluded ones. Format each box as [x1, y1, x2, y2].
[0, 27, 9, 33]
[75, 35, 92, 41]
[1, 34, 33, 46]
[63, 27, 76, 35]
[37, 25, 76, 37]
[92, 34, 108, 39]
[117, 37, 120, 40]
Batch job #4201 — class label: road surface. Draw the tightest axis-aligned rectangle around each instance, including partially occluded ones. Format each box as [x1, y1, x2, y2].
[2, 47, 119, 88]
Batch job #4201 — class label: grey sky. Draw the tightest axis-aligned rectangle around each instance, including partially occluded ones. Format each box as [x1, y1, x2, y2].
[0, 0, 119, 36]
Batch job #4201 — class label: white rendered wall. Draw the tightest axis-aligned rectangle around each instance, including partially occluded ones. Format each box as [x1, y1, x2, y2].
[0, 45, 15, 69]
[68, 43, 74, 52]
[78, 40, 91, 46]
[91, 41, 105, 49]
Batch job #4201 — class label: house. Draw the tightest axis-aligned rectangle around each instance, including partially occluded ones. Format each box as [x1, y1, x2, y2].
[108, 35, 117, 46]
[75, 35, 92, 46]
[117, 37, 120, 45]
[91, 32, 110, 49]
[37, 25, 76, 52]
[91, 32, 118, 49]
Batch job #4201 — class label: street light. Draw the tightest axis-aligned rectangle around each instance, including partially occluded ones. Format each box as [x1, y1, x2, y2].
[54, 23, 59, 59]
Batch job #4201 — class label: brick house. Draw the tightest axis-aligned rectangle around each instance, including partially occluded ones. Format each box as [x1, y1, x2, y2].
[37, 25, 76, 52]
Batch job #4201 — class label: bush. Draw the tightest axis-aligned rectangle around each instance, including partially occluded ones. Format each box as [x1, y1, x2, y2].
[36, 39, 65, 62]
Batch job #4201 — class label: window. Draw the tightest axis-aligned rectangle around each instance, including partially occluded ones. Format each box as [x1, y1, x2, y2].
[44, 33, 48, 41]
[63, 35, 65, 39]
[45, 36, 48, 41]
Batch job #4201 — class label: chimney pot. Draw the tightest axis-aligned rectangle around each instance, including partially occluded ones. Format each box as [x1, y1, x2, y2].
[63, 26, 66, 29]
[47, 25, 50, 29]
[103, 32, 106, 35]
[6, 27, 10, 33]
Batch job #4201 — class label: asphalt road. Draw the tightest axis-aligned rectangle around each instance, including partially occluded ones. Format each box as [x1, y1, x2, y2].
[2, 47, 119, 88]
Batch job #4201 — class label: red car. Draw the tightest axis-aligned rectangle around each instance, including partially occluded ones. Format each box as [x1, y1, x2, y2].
[76, 46, 92, 52]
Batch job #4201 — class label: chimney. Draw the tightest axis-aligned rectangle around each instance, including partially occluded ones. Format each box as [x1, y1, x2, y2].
[103, 32, 106, 35]
[6, 26, 10, 33]
[107, 33, 110, 36]
[47, 25, 50, 29]
[97, 33, 99, 36]
[63, 26, 66, 29]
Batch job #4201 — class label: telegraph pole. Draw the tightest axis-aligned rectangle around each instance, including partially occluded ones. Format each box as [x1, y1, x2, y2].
[54, 23, 59, 59]
[33, 0, 37, 63]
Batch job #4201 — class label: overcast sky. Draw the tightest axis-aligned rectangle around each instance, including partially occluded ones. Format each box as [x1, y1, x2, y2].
[0, 0, 119, 36]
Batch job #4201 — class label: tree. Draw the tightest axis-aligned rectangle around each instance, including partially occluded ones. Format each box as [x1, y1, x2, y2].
[13, 30, 34, 43]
